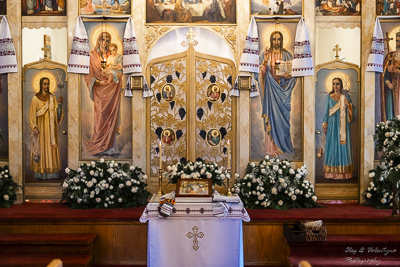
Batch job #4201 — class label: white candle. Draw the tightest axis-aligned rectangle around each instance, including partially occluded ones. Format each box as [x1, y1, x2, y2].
[159, 141, 162, 169]
[227, 139, 231, 170]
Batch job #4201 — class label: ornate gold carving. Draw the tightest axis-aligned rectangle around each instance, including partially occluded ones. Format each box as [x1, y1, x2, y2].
[186, 226, 204, 251]
[182, 28, 198, 47]
[146, 26, 171, 50]
[211, 26, 236, 53]
[195, 58, 233, 167]
[150, 58, 187, 175]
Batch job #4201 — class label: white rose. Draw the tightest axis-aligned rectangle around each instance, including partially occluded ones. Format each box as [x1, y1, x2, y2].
[312, 196, 318, 202]
[77, 198, 82, 203]
[91, 161, 96, 167]
[295, 189, 300, 194]
[278, 169, 283, 174]
[366, 193, 372, 198]
[381, 198, 387, 204]
[62, 182, 68, 189]
[3, 195, 9, 201]
[87, 181, 93, 188]
[77, 168, 82, 172]
[108, 168, 114, 174]
[131, 187, 138, 193]
[291, 195, 297, 201]
[126, 181, 132, 186]
[278, 200, 283, 206]
[258, 194, 264, 200]
[142, 175, 148, 180]
[65, 168, 70, 174]
[110, 195, 114, 199]
[119, 184, 124, 188]
[104, 203, 108, 208]
[289, 169, 295, 175]
[99, 158, 104, 163]
[96, 198, 101, 203]
[265, 155, 270, 160]
[273, 165, 279, 171]
[109, 185, 114, 190]
[118, 198, 123, 203]
[369, 172, 375, 178]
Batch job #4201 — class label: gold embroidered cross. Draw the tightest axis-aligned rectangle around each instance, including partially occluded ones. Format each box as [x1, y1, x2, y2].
[186, 226, 204, 251]
[333, 44, 341, 59]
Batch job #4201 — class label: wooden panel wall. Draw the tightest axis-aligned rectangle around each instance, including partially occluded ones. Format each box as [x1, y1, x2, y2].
[0, 222, 399, 265]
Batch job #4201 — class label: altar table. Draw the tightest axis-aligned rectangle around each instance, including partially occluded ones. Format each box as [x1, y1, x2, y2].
[140, 194, 250, 267]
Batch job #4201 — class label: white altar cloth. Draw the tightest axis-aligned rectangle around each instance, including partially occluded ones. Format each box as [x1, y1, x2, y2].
[140, 194, 250, 267]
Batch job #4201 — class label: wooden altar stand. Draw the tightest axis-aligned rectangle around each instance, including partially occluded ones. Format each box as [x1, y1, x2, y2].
[0, 201, 399, 266]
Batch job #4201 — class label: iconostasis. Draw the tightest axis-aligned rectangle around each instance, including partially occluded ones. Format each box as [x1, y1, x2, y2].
[1, 1, 386, 202]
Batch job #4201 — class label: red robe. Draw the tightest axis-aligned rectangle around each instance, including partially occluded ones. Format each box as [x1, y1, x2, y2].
[84, 48, 122, 155]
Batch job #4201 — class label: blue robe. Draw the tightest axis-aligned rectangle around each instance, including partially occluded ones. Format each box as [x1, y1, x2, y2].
[323, 94, 356, 177]
[258, 49, 297, 154]
[382, 51, 398, 121]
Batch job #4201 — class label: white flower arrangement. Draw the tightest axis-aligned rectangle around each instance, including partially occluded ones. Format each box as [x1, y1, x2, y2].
[232, 156, 320, 210]
[164, 158, 227, 186]
[0, 165, 21, 208]
[61, 159, 151, 209]
[363, 117, 400, 209]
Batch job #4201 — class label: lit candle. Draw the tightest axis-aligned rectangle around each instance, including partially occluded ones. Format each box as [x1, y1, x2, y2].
[227, 139, 231, 170]
[159, 140, 162, 169]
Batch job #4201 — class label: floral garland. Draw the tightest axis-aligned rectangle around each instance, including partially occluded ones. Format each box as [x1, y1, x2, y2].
[232, 156, 320, 210]
[165, 158, 228, 186]
[0, 165, 20, 208]
[362, 118, 400, 209]
[61, 159, 151, 209]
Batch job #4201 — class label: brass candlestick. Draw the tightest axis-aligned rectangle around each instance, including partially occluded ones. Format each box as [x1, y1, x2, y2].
[157, 168, 164, 196]
[226, 168, 232, 196]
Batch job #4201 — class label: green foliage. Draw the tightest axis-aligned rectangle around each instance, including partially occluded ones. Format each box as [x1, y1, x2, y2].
[165, 158, 226, 187]
[61, 159, 151, 209]
[0, 165, 21, 208]
[232, 156, 320, 210]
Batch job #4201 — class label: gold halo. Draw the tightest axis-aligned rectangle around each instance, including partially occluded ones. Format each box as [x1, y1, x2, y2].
[261, 24, 291, 51]
[212, 130, 218, 137]
[32, 71, 57, 93]
[324, 72, 351, 93]
[212, 85, 218, 93]
[90, 24, 123, 55]
[165, 85, 171, 92]
[164, 130, 170, 136]
[388, 26, 400, 52]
